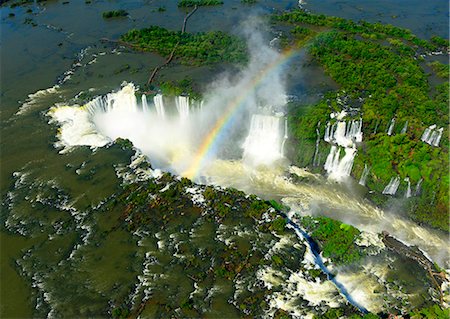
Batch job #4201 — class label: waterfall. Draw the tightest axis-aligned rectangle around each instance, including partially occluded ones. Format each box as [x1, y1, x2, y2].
[324, 145, 340, 173]
[312, 122, 320, 166]
[404, 177, 411, 198]
[334, 121, 347, 146]
[242, 114, 283, 166]
[358, 164, 370, 186]
[421, 125, 434, 142]
[373, 120, 380, 134]
[324, 146, 356, 180]
[401, 121, 408, 134]
[176, 96, 190, 121]
[421, 125, 443, 146]
[387, 118, 395, 136]
[281, 117, 288, 157]
[84, 83, 139, 114]
[415, 178, 423, 196]
[323, 119, 362, 147]
[382, 176, 400, 195]
[141, 94, 148, 113]
[432, 128, 443, 146]
[153, 94, 165, 119]
[324, 122, 331, 142]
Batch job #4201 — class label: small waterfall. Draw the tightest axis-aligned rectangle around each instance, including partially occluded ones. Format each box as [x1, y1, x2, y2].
[324, 122, 332, 142]
[324, 145, 340, 173]
[358, 164, 370, 186]
[312, 122, 320, 166]
[415, 178, 423, 196]
[401, 121, 408, 134]
[324, 146, 356, 180]
[141, 94, 149, 113]
[421, 125, 434, 142]
[387, 118, 395, 136]
[176, 96, 190, 121]
[281, 117, 288, 157]
[404, 177, 411, 198]
[153, 94, 165, 119]
[421, 125, 443, 146]
[432, 128, 443, 146]
[382, 176, 400, 195]
[323, 119, 362, 147]
[373, 120, 380, 134]
[243, 114, 283, 166]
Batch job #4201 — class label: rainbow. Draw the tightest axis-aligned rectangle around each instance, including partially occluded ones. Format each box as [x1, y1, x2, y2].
[184, 48, 298, 179]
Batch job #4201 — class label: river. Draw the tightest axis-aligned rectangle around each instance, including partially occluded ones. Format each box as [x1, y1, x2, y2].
[1, 0, 448, 317]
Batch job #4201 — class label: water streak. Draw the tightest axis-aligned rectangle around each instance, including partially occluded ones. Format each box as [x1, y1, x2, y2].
[421, 124, 443, 146]
[387, 118, 395, 136]
[312, 122, 320, 166]
[324, 146, 356, 180]
[358, 164, 370, 186]
[404, 177, 411, 198]
[401, 121, 408, 134]
[153, 94, 165, 119]
[382, 176, 400, 195]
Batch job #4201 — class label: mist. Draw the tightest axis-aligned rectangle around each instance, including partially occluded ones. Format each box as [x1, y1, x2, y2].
[89, 20, 289, 176]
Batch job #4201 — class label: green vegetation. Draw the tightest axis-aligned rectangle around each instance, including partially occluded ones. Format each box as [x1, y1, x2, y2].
[409, 304, 450, 319]
[277, 9, 449, 231]
[158, 77, 201, 99]
[274, 10, 448, 51]
[178, 0, 223, 7]
[241, 0, 257, 4]
[300, 216, 362, 265]
[428, 61, 449, 79]
[102, 10, 128, 19]
[121, 26, 247, 66]
[315, 308, 380, 318]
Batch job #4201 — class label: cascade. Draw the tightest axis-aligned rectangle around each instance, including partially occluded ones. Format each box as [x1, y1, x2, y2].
[324, 119, 362, 147]
[373, 120, 380, 134]
[312, 122, 320, 166]
[85, 83, 139, 114]
[431, 127, 444, 146]
[358, 164, 370, 186]
[176, 96, 190, 121]
[420, 124, 443, 146]
[401, 121, 408, 134]
[404, 177, 411, 198]
[334, 121, 348, 146]
[324, 146, 356, 180]
[153, 94, 165, 119]
[280, 117, 288, 157]
[141, 94, 148, 113]
[242, 114, 283, 166]
[415, 178, 423, 196]
[421, 125, 435, 142]
[324, 145, 340, 173]
[382, 176, 400, 195]
[387, 118, 395, 136]
[324, 122, 332, 142]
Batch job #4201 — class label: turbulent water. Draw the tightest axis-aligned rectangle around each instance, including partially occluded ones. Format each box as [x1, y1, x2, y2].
[49, 81, 450, 271]
[46, 79, 450, 315]
[2, 0, 449, 317]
